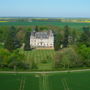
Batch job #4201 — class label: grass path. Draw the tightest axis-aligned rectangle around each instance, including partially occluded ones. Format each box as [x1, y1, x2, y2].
[1, 68, 90, 74]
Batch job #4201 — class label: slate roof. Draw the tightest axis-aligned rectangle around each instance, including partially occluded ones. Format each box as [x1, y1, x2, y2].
[31, 30, 53, 39]
[35, 32, 49, 39]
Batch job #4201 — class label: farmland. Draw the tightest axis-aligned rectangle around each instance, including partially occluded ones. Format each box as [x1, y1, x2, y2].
[20, 49, 55, 70]
[0, 21, 90, 29]
[0, 70, 90, 90]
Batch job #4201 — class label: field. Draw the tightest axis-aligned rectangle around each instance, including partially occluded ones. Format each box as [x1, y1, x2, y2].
[0, 71, 90, 90]
[20, 49, 55, 70]
[0, 21, 90, 29]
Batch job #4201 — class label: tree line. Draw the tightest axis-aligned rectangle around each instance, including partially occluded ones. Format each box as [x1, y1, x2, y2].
[54, 26, 90, 69]
[0, 25, 90, 70]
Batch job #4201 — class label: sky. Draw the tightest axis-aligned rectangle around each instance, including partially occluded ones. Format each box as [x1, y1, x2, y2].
[0, 0, 90, 17]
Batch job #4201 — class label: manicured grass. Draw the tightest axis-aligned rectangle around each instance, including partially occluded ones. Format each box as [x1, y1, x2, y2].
[20, 49, 55, 70]
[0, 71, 90, 90]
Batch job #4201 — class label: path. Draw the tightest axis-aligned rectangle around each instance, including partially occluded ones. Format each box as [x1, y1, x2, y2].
[0, 69, 90, 74]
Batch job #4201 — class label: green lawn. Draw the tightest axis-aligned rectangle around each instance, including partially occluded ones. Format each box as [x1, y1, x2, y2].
[20, 49, 55, 70]
[0, 71, 90, 90]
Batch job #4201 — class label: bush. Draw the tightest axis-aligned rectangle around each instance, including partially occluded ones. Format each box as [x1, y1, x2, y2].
[77, 44, 90, 67]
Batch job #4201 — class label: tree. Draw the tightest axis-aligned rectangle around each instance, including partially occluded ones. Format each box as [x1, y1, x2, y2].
[4, 26, 21, 51]
[55, 47, 80, 69]
[63, 25, 69, 47]
[0, 48, 29, 70]
[0, 48, 10, 67]
[77, 45, 90, 66]
[0, 26, 9, 43]
[24, 31, 31, 51]
[16, 30, 25, 44]
[35, 26, 39, 32]
[70, 30, 77, 44]
[54, 33, 62, 51]
[79, 27, 90, 47]
[8, 50, 25, 70]
[39, 26, 48, 30]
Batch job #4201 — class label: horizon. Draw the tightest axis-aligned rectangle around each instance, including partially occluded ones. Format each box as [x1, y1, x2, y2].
[0, 16, 90, 19]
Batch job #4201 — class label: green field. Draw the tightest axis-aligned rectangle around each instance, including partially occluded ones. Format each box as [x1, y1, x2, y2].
[0, 21, 90, 29]
[20, 49, 55, 70]
[0, 73, 39, 90]
[0, 71, 90, 90]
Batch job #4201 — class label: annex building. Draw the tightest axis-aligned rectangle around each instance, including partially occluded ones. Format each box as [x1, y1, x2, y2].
[30, 30, 54, 49]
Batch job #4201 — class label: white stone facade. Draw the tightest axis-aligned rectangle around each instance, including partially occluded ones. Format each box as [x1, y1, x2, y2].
[30, 30, 54, 48]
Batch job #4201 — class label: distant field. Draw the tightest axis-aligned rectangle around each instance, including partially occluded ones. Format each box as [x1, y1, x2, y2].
[20, 49, 55, 70]
[0, 21, 8, 22]
[0, 21, 90, 29]
[0, 71, 90, 90]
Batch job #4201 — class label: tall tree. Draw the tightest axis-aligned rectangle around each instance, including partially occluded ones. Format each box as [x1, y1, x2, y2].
[63, 25, 69, 47]
[54, 33, 62, 51]
[69, 30, 77, 45]
[79, 26, 90, 47]
[24, 31, 31, 50]
[4, 26, 20, 51]
[35, 26, 39, 32]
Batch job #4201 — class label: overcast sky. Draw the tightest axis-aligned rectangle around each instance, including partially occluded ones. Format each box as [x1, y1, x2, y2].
[0, 0, 90, 17]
